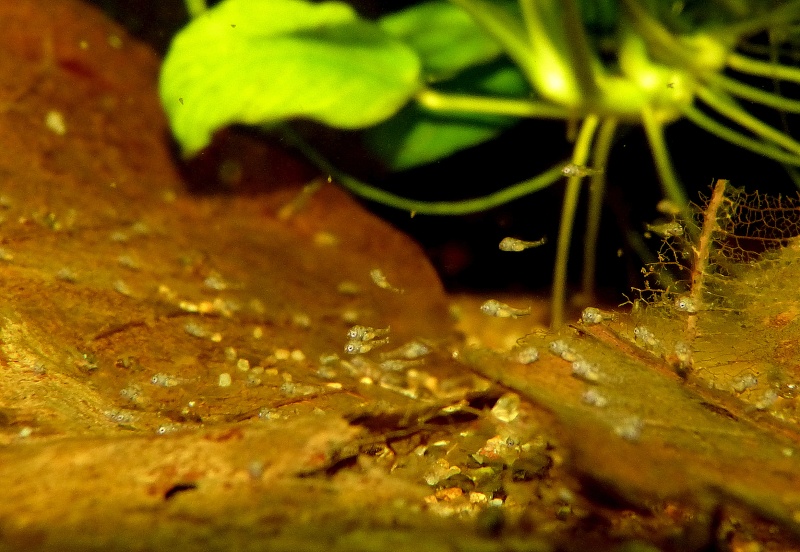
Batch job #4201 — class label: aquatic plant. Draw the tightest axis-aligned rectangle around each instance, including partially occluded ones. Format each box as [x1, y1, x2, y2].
[160, 0, 800, 326]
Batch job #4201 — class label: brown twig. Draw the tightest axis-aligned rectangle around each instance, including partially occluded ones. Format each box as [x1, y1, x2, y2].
[686, 179, 729, 340]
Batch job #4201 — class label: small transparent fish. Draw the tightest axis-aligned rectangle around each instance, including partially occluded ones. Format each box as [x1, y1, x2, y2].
[380, 340, 432, 360]
[156, 424, 180, 435]
[513, 346, 539, 364]
[571, 359, 600, 382]
[344, 337, 389, 355]
[581, 307, 616, 325]
[498, 236, 546, 252]
[347, 324, 390, 342]
[582, 389, 608, 408]
[113, 279, 133, 297]
[104, 409, 135, 424]
[280, 381, 320, 396]
[259, 408, 279, 421]
[184, 322, 210, 338]
[560, 350, 579, 362]
[646, 220, 684, 239]
[56, 267, 78, 282]
[548, 339, 579, 362]
[561, 163, 603, 178]
[633, 325, 661, 350]
[203, 271, 229, 290]
[548, 339, 571, 356]
[480, 299, 531, 319]
[732, 373, 757, 393]
[370, 268, 404, 293]
[150, 373, 180, 387]
[614, 416, 644, 442]
[117, 254, 140, 271]
[755, 389, 778, 411]
[120, 384, 142, 403]
[674, 296, 699, 313]
[656, 199, 682, 217]
[673, 340, 693, 372]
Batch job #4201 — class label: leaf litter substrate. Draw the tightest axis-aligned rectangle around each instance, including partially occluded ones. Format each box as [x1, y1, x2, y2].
[0, 1, 799, 551]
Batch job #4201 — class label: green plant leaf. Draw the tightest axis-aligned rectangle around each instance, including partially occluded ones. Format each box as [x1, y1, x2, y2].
[379, 1, 503, 82]
[365, 62, 528, 170]
[160, 0, 423, 156]
[446, 0, 532, 79]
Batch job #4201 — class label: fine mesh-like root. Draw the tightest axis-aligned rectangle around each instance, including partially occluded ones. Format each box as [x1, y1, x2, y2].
[632, 180, 800, 372]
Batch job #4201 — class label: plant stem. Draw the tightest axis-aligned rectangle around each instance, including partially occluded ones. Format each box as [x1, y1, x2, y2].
[620, 0, 690, 67]
[714, 0, 800, 38]
[559, 0, 601, 101]
[682, 105, 800, 166]
[686, 179, 728, 340]
[415, 88, 571, 119]
[697, 86, 800, 155]
[582, 117, 617, 302]
[708, 73, 800, 113]
[184, 0, 207, 18]
[284, 127, 565, 215]
[447, 0, 533, 81]
[518, 0, 587, 106]
[641, 105, 689, 211]
[333, 166, 565, 215]
[727, 52, 800, 84]
[551, 115, 599, 328]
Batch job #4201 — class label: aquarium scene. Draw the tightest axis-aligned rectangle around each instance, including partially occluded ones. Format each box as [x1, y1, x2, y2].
[1, 0, 800, 550]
